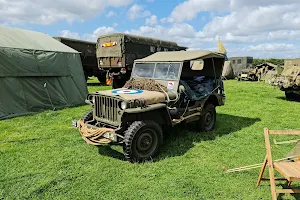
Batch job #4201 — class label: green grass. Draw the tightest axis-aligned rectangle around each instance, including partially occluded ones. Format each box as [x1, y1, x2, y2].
[1, 80, 300, 200]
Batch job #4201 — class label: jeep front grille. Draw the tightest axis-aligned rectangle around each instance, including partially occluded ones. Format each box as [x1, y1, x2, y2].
[94, 96, 120, 126]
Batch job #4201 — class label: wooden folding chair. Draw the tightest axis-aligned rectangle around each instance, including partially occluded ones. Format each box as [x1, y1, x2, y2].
[256, 128, 300, 200]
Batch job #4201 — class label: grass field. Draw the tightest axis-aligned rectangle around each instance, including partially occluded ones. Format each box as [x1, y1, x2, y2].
[1, 80, 300, 200]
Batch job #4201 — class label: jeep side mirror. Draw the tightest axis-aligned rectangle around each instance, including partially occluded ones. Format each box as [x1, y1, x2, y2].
[179, 85, 185, 93]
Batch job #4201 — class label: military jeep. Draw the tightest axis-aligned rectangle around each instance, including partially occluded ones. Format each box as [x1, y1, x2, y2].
[237, 68, 258, 81]
[73, 50, 226, 162]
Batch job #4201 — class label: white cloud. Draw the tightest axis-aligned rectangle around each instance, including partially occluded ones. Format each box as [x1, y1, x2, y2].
[145, 15, 157, 25]
[83, 26, 116, 42]
[247, 43, 295, 52]
[127, 4, 151, 20]
[60, 30, 80, 39]
[106, 11, 116, 18]
[0, 0, 134, 25]
[113, 23, 118, 27]
[168, 0, 230, 23]
[125, 23, 215, 50]
[268, 30, 300, 41]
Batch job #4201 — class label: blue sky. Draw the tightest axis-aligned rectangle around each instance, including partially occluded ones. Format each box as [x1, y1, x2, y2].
[1, 0, 300, 58]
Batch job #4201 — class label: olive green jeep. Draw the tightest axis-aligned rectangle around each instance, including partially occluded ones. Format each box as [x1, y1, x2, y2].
[73, 50, 226, 162]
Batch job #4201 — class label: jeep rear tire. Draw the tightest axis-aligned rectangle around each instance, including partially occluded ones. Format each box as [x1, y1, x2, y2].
[199, 104, 216, 132]
[123, 121, 163, 163]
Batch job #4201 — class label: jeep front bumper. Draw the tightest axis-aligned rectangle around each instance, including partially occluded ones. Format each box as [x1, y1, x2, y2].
[72, 120, 119, 145]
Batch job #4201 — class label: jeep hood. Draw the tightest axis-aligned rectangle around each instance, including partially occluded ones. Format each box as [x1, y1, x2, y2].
[93, 89, 166, 105]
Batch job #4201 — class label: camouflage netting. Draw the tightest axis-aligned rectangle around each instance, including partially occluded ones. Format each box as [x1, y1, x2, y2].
[124, 78, 168, 92]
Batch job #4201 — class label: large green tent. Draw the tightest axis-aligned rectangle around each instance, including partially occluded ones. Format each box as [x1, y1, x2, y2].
[0, 26, 88, 119]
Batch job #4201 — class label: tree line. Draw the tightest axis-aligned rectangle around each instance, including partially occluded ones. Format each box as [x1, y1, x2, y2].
[253, 58, 284, 66]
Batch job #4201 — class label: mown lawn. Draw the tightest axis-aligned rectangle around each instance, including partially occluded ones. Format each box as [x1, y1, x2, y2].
[1, 80, 300, 200]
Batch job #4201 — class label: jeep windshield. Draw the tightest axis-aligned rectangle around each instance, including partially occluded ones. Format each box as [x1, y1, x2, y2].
[132, 62, 181, 80]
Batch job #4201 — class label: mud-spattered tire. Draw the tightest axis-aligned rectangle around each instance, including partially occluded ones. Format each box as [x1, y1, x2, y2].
[82, 109, 93, 122]
[199, 104, 216, 132]
[123, 121, 163, 163]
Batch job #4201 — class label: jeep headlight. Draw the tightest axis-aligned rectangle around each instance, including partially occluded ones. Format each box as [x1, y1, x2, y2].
[120, 101, 127, 110]
[91, 96, 95, 104]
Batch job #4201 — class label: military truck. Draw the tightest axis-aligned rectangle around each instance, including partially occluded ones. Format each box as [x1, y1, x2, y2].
[96, 33, 187, 89]
[73, 50, 226, 162]
[272, 65, 300, 100]
[54, 37, 106, 82]
[229, 56, 253, 76]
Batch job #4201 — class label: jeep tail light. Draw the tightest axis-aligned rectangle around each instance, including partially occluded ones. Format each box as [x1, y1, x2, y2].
[117, 59, 122, 67]
[120, 67, 126, 74]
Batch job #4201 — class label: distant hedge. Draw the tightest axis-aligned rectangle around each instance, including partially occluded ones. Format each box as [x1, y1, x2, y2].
[253, 58, 284, 66]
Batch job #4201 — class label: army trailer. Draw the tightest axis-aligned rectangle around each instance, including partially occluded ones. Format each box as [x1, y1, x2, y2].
[96, 33, 187, 89]
[54, 37, 106, 82]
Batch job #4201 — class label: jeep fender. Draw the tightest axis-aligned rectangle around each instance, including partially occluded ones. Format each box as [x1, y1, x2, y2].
[204, 94, 223, 107]
[122, 104, 173, 127]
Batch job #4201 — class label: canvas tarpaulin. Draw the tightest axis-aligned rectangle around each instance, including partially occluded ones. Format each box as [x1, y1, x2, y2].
[135, 50, 225, 62]
[222, 61, 234, 79]
[0, 26, 88, 119]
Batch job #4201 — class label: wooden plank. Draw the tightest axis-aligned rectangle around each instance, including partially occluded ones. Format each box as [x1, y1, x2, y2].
[268, 130, 300, 135]
[260, 178, 287, 181]
[276, 189, 300, 193]
[256, 155, 268, 187]
[264, 128, 277, 200]
[274, 162, 300, 180]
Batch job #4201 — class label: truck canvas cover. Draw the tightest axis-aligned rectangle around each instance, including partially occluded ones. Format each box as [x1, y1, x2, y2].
[0, 26, 88, 119]
[96, 33, 187, 58]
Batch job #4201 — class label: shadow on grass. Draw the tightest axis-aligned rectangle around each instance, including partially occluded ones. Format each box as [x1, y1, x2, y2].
[86, 82, 108, 86]
[97, 145, 126, 161]
[96, 113, 261, 162]
[156, 113, 261, 161]
[276, 96, 300, 102]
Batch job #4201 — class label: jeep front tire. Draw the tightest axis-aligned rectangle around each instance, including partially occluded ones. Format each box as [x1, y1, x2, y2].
[123, 121, 163, 162]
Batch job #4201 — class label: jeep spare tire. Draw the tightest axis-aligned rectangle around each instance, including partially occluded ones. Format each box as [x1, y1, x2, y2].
[123, 121, 163, 163]
[199, 104, 216, 132]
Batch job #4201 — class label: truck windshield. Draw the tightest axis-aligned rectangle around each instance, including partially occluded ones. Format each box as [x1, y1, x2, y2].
[132, 63, 181, 80]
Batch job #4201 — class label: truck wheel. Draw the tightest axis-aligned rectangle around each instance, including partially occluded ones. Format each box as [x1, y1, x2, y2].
[84, 71, 88, 82]
[112, 79, 124, 89]
[199, 104, 216, 132]
[97, 72, 106, 84]
[82, 109, 93, 122]
[285, 91, 296, 100]
[123, 121, 163, 163]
